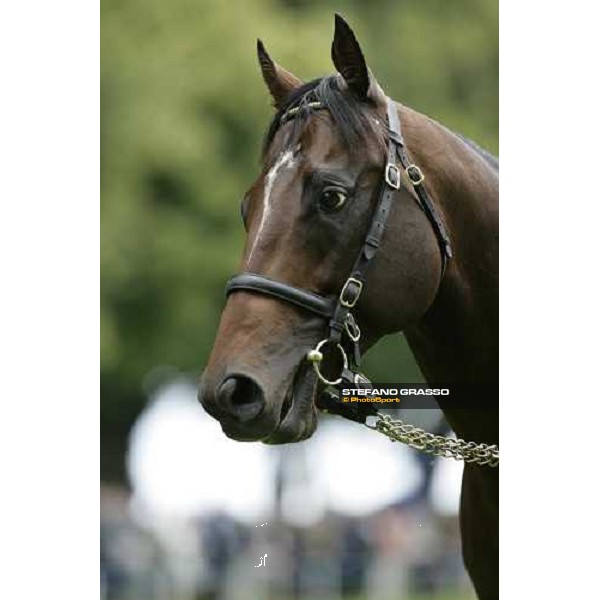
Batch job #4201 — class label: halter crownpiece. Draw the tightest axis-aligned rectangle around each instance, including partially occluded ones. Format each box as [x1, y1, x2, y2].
[226, 96, 453, 419]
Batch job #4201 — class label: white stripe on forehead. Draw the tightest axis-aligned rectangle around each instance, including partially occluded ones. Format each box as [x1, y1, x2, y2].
[246, 148, 297, 264]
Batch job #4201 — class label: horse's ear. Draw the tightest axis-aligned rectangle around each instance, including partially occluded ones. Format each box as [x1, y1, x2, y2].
[257, 39, 302, 109]
[331, 14, 370, 99]
[331, 15, 386, 104]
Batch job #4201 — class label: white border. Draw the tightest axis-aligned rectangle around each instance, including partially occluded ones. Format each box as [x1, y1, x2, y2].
[501, 1, 600, 597]
[0, 1, 99, 598]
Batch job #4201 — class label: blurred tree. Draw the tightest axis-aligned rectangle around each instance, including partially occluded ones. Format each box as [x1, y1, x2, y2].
[101, 0, 498, 481]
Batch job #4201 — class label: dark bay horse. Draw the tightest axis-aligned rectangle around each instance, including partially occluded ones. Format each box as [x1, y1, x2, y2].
[199, 15, 498, 599]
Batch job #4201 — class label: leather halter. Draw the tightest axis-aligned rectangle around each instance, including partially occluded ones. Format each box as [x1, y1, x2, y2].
[226, 96, 452, 397]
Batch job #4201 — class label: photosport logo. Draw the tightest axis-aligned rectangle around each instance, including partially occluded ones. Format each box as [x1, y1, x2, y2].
[335, 383, 498, 409]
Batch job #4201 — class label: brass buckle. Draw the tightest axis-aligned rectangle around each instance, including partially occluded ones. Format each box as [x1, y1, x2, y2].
[406, 164, 425, 185]
[340, 277, 363, 308]
[385, 163, 401, 189]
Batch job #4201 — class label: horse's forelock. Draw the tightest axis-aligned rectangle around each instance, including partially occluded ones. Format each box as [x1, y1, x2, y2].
[262, 75, 383, 159]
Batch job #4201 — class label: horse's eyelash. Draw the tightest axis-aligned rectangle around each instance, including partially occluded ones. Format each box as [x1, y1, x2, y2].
[310, 171, 354, 193]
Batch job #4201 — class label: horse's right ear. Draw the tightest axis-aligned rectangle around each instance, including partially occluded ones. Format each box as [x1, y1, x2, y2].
[257, 40, 303, 109]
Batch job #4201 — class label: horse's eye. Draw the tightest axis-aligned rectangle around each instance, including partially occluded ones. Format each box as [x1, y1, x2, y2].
[319, 188, 347, 212]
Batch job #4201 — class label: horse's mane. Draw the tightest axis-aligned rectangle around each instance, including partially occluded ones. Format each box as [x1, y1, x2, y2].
[263, 75, 499, 174]
[455, 132, 499, 173]
[263, 76, 381, 157]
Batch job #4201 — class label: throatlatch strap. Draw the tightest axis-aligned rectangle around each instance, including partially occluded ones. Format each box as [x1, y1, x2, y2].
[389, 112, 453, 273]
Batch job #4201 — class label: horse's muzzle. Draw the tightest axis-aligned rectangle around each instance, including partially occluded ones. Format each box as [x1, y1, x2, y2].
[198, 373, 280, 441]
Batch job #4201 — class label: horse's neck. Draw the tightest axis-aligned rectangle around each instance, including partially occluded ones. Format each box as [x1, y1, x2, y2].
[400, 105, 499, 441]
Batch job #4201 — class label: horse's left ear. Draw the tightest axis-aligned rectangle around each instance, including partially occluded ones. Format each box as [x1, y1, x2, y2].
[257, 39, 303, 109]
[331, 14, 384, 102]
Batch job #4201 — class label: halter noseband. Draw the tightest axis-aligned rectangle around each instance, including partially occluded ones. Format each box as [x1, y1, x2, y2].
[226, 96, 452, 409]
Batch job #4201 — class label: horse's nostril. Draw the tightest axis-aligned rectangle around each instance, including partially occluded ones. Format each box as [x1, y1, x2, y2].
[217, 375, 265, 422]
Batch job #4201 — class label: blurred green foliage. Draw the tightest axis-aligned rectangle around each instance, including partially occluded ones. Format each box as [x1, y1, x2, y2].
[101, 0, 498, 479]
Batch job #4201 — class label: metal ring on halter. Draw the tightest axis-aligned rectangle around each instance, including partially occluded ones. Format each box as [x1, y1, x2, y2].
[306, 339, 349, 386]
[344, 313, 361, 342]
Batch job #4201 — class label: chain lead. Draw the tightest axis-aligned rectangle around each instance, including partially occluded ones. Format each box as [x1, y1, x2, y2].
[366, 413, 499, 467]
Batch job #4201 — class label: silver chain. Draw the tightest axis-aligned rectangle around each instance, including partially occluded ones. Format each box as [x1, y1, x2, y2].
[366, 413, 499, 467]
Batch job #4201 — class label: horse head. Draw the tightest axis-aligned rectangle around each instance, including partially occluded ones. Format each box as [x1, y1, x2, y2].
[199, 15, 444, 443]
